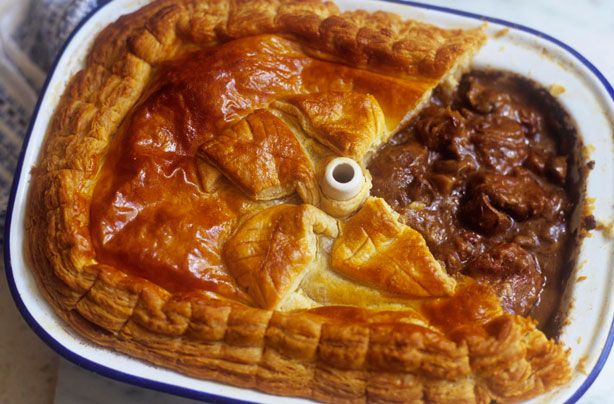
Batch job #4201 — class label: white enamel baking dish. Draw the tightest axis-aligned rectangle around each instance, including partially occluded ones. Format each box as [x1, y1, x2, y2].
[4, 0, 614, 402]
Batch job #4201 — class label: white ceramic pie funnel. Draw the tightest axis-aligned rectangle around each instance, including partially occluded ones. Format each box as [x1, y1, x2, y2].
[3, 0, 614, 403]
[321, 157, 365, 201]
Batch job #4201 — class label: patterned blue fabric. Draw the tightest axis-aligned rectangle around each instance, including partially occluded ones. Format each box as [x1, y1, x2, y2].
[14, 0, 98, 71]
[0, 0, 98, 245]
[0, 88, 30, 134]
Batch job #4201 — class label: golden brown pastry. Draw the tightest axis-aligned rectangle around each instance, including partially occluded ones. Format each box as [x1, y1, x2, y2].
[273, 92, 386, 161]
[224, 204, 337, 309]
[200, 109, 319, 203]
[331, 197, 456, 298]
[26, 0, 573, 402]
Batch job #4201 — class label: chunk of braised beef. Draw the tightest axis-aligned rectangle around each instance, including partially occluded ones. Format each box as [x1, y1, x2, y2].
[414, 106, 474, 160]
[466, 171, 549, 221]
[525, 150, 549, 175]
[429, 158, 479, 195]
[471, 116, 528, 174]
[465, 243, 543, 315]
[518, 107, 545, 138]
[403, 205, 450, 249]
[443, 229, 485, 273]
[465, 76, 514, 114]
[369, 141, 433, 209]
[433, 158, 477, 179]
[459, 192, 513, 236]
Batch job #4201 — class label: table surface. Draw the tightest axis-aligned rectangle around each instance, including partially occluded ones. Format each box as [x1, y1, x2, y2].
[1, 0, 613, 403]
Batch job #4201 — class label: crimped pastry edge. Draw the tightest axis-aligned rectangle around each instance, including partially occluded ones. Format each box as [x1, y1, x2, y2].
[25, 0, 571, 402]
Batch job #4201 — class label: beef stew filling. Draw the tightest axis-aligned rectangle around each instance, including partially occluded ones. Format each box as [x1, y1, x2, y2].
[369, 70, 583, 337]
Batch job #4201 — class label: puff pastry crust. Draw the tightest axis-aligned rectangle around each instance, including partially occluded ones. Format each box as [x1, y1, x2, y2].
[225, 204, 338, 309]
[200, 109, 319, 202]
[331, 198, 456, 298]
[27, 0, 572, 402]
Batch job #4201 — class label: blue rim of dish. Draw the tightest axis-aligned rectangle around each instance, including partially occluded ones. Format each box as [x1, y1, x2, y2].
[3, 0, 613, 403]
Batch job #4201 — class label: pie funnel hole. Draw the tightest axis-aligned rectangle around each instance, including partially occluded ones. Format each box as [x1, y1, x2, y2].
[332, 163, 355, 184]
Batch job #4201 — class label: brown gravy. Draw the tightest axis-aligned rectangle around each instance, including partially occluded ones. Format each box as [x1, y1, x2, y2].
[369, 70, 588, 337]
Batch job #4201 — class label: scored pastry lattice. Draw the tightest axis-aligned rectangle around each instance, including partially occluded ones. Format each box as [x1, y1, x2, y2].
[27, 0, 571, 402]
